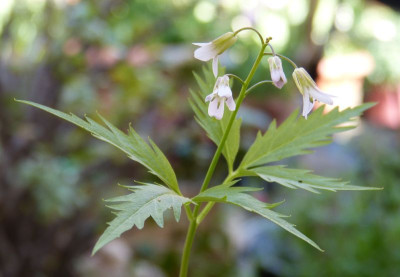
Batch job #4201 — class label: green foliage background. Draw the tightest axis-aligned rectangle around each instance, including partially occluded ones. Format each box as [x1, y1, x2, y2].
[1, 0, 400, 276]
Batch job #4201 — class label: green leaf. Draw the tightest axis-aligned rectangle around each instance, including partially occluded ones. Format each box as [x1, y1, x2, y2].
[93, 183, 191, 254]
[239, 104, 375, 169]
[249, 166, 381, 193]
[193, 183, 322, 251]
[189, 67, 242, 171]
[16, 99, 180, 193]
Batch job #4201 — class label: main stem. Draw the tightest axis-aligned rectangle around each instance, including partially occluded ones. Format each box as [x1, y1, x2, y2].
[179, 43, 268, 277]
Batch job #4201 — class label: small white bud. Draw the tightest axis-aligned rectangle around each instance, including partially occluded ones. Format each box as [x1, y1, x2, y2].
[268, 56, 287, 89]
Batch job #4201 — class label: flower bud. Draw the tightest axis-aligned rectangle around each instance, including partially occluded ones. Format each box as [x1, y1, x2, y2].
[193, 32, 237, 77]
[268, 56, 287, 89]
[292, 67, 315, 95]
[292, 67, 334, 118]
[211, 32, 238, 56]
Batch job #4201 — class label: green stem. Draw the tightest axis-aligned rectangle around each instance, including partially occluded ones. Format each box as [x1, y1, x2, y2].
[225, 73, 244, 84]
[178, 43, 268, 277]
[264, 52, 298, 69]
[246, 80, 274, 94]
[199, 44, 267, 194]
[179, 220, 198, 277]
[196, 170, 239, 225]
[267, 43, 276, 56]
[196, 202, 214, 224]
[233, 27, 264, 45]
[184, 204, 194, 221]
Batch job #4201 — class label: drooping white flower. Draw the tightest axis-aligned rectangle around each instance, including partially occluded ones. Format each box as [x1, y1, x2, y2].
[194, 32, 237, 77]
[205, 75, 236, 120]
[268, 56, 287, 89]
[292, 67, 334, 119]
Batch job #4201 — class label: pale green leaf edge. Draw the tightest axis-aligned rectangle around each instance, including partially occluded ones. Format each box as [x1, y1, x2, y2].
[249, 165, 382, 193]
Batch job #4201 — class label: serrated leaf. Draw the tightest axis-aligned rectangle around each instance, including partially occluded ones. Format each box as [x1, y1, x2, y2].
[239, 104, 375, 169]
[249, 165, 381, 193]
[16, 100, 180, 193]
[190, 67, 241, 171]
[193, 183, 322, 251]
[93, 183, 191, 254]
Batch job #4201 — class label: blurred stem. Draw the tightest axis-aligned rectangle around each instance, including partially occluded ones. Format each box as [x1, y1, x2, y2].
[226, 73, 244, 84]
[246, 80, 274, 95]
[267, 43, 276, 56]
[179, 43, 268, 277]
[233, 27, 264, 45]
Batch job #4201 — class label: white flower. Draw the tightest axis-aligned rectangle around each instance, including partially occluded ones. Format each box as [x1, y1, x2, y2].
[268, 56, 287, 89]
[205, 75, 236, 120]
[193, 32, 237, 77]
[292, 67, 334, 119]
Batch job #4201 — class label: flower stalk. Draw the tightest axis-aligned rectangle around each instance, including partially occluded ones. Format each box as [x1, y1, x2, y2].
[181, 29, 337, 276]
[179, 42, 268, 277]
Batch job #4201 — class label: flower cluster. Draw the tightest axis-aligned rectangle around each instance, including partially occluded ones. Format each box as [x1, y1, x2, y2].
[193, 31, 334, 120]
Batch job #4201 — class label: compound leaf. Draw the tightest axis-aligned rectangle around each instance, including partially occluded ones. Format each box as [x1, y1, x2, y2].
[193, 183, 322, 251]
[249, 165, 381, 193]
[16, 100, 180, 193]
[239, 104, 375, 170]
[93, 183, 191, 254]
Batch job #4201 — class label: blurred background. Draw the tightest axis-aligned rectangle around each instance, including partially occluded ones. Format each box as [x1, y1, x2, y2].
[1, 0, 400, 276]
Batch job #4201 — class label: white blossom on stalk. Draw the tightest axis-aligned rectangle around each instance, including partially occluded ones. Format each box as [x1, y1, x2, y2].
[193, 32, 237, 77]
[268, 56, 287, 89]
[205, 75, 236, 120]
[292, 67, 334, 119]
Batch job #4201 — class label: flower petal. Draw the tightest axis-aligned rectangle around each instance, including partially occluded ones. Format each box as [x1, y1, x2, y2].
[281, 71, 287, 84]
[274, 76, 287, 89]
[193, 42, 209, 46]
[214, 98, 225, 120]
[302, 91, 314, 119]
[226, 96, 236, 111]
[269, 56, 287, 89]
[271, 69, 280, 83]
[310, 88, 334, 105]
[205, 92, 215, 102]
[208, 97, 219, 117]
[194, 43, 218, 61]
[217, 85, 232, 98]
[212, 56, 219, 77]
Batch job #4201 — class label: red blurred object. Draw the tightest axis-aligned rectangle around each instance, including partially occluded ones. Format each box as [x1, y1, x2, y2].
[127, 45, 154, 67]
[63, 38, 82, 56]
[85, 47, 120, 68]
[365, 85, 400, 129]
